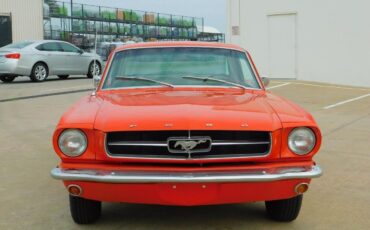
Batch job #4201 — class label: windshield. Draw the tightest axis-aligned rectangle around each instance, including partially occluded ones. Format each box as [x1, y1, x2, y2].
[2, 41, 34, 49]
[102, 47, 261, 90]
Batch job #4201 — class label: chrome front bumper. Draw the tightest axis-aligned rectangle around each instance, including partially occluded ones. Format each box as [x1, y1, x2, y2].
[51, 165, 322, 183]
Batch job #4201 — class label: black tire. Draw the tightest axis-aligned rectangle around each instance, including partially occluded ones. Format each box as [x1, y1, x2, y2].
[0, 76, 16, 83]
[265, 195, 303, 222]
[87, 61, 101, 78]
[30, 62, 48, 82]
[69, 195, 101, 224]
[58, 75, 70, 79]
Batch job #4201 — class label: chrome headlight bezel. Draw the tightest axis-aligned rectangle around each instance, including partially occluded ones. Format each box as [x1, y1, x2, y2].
[58, 129, 88, 157]
[288, 127, 316, 155]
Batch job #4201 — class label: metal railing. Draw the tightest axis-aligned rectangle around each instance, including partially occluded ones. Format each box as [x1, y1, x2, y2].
[43, 1, 204, 42]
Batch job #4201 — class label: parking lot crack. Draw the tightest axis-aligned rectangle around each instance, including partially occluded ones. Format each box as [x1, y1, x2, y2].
[323, 113, 370, 137]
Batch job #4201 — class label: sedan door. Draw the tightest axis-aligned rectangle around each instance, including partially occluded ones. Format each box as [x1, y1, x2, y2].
[35, 42, 68, 75]
[59, 42, 90, 75]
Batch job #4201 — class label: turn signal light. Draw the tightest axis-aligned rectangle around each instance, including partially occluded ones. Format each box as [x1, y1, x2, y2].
[67, 184, 82, 196]
[295, 183, 309, 194]
[5, 53, 21, 59]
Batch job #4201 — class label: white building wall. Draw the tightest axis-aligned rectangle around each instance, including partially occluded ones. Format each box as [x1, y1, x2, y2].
[0, 0, 44, 42]
[227, 0, 370, 87]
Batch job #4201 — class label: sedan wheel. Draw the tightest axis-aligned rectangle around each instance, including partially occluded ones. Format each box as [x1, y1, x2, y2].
[30, 63, 48, 82]
[87, 62, 101, 78]
[0, 76, 16, 83]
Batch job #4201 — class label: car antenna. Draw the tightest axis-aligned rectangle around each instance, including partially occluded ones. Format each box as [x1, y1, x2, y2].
[92, 25, 99, 96]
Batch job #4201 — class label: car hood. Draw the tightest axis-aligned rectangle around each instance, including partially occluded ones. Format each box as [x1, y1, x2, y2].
[93, 89, 284, 132]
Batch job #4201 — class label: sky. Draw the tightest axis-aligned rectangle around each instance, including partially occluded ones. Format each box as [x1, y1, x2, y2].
[76, 0, 226, 33]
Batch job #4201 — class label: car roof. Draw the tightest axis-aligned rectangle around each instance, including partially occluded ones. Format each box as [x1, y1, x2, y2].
[27, 40, 79, 49]
[115, 41, 247, 52]
[38, 40, 71, 44]
[22, 40, 72, 45]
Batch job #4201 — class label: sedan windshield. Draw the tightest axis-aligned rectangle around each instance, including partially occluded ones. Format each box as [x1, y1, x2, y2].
[102, 47, 261, 90]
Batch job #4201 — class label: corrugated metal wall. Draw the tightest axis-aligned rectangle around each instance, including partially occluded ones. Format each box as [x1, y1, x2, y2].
[0, 0, 43, 42]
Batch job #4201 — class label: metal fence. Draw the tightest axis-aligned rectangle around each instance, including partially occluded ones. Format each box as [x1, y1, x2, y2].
[43, 0, 205, 51]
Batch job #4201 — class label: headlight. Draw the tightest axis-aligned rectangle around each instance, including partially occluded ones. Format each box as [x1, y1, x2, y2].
[288, 127, 316, 155]
[58, 129, 87, 157]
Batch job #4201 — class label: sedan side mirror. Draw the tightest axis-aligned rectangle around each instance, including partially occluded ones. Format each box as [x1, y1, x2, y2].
[78, 49, 84, 54]
[261, 77, 270, 87]
[93, 75, 102, 90]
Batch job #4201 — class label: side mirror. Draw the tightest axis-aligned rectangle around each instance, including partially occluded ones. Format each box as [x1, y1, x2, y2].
[261, 77, 270, 87]
[93, 75, 102, 90]
[78, 49, 84, 54]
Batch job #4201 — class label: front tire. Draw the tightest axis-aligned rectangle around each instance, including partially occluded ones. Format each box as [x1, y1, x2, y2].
[69, 195, 101, 224]
[87, 61, 101, 78]
[0, 76, 16, 83]
[30, 63, 48, 82]
[58, 75, 69, 79]
[265, 195, 303, 222]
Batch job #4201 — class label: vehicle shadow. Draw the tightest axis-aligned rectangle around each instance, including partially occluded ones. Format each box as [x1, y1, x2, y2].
[97, 202, 269, 228]
[0, 76, 88, 84]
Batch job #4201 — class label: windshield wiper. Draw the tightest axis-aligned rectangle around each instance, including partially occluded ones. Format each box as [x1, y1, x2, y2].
[115, 76, 175, 88]
[182, 76, 249, 90]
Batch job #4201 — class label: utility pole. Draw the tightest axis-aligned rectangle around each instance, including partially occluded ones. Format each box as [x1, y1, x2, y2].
[70, 0, 73, 32]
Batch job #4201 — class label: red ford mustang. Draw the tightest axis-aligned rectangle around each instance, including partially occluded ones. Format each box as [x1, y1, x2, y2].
[51, 42, 322, 224]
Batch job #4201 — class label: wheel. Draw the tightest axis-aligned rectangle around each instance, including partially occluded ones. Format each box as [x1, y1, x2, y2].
[30, 63, 48, 82]
[58, 75, 69, 79]
[69, 195, 101, 224]
[0, 76, 16, 83]
[265, 195, 303, 222]
[87, 61, 101, 78]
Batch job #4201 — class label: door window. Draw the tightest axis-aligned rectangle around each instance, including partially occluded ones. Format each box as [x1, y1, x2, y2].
[60, 43, 80, 53]
[37, 42, 63, 52]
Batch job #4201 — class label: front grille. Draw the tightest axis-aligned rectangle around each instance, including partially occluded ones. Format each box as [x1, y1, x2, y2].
[106, 130, 271, 159]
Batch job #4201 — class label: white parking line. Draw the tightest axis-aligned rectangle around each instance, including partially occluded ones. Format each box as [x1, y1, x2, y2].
[40, 85, 92, 93]
[293, 82, 370, 91]
[323, 94, 370, 109]
[266, 83, 291, 90]
[271, 81, 370, 91]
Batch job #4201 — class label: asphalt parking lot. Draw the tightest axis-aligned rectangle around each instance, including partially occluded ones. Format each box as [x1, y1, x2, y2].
[0, 76, 369, 230]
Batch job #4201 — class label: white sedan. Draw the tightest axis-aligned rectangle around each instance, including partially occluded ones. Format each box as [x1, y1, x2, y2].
[0, 40, 102, 83]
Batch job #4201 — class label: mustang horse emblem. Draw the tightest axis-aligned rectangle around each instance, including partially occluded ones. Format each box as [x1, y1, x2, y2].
[174, 140, 207, 152]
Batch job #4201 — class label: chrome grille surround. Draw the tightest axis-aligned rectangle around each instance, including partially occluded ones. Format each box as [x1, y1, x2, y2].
[105, 130, 272, 160]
